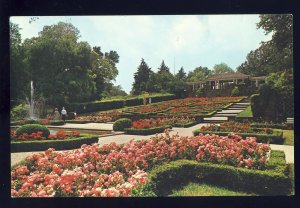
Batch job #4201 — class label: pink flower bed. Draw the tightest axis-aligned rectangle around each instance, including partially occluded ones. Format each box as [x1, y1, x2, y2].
[11, 131, 270, 197]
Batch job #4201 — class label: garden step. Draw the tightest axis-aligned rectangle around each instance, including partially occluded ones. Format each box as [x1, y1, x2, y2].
[234, 102, 250, 105]
[227, 108, 246, 111]
[219, 110, 244, 113]
[203, 117, 228, 123]
[214, 113, 237, 117]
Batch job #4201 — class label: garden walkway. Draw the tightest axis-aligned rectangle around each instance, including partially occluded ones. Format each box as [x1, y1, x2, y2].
[11, 122, 294, 166]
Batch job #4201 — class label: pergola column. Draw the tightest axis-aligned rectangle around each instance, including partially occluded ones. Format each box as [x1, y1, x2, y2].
[255, 79, 259, 87]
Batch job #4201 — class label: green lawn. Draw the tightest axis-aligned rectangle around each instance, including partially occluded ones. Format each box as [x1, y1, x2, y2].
[274, 129, 294, 146]
[287, 163, 294, 195]
[236, 106, 253, 118]
[169, 183, 256, 196]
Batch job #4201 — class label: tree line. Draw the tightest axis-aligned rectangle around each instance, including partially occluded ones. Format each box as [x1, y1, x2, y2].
[131, 59, 234, 97]
[10, 21, 126, 108]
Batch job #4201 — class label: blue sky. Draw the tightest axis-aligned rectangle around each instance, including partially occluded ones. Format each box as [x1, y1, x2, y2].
[10, 15, 272, 93]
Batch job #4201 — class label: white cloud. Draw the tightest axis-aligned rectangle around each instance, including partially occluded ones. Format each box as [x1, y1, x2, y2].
[10, 15, 272, 93]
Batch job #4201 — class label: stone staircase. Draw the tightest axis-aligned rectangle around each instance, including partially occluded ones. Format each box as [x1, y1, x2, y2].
[203, 99, 251, 123]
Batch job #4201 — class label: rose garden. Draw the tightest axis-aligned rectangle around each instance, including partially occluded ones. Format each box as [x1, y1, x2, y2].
[10, 15, 294, 197]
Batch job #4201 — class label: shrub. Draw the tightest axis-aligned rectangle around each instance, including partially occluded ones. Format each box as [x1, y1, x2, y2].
[10, 104, 29, 120]
[231, 86, 240, 96]
[49, 120, 65, 126]
[15, 124, 50, 138]
[148, 151, 291, 196]
[113, 118, 132, 131]
[11, 134, 99, 152]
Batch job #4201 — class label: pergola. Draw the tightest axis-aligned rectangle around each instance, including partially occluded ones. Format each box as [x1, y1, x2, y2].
[186, 72, 266, 91]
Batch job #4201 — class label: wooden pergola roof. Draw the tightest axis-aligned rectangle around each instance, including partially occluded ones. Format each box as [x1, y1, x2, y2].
[206, 72, 250, 81]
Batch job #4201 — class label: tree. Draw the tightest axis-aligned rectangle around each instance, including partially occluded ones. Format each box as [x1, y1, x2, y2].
[175, 67, 187, 81]
[101, 84, 127, 98]
[156, 61, 174, 92]
[237, 14, 293, 76]
[131, 59, 152, 95]
[105, 50, 119, 64]
[19, 22, 118, 106]
[10, 22, 30, 106]
[212, 63, 234, 74]
[187, 66, 211, 82]
[157, 60, 170, 73]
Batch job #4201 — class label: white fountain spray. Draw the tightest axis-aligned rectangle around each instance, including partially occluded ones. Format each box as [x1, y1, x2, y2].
[26, 80, 37, 120]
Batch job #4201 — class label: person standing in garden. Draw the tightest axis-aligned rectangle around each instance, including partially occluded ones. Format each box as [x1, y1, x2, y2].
[53, 108, 60, 120]
[61, 107, 67, 124]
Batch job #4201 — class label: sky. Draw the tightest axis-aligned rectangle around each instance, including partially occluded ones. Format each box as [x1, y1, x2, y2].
[10, 15, 272, 93]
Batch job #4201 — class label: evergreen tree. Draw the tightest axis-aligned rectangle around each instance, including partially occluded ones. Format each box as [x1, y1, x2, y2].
[157, 60, 170, 73]
[132, 59, 152, 95]
[175, 67, 187, 81]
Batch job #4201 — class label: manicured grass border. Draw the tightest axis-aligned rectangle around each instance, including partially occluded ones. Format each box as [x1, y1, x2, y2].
[147, 150, 290, 196]
[124, 125, 172, 135]
[11, 134, 99, 152]
[236, 106, 253, 118]
[192, 129, 284, 144]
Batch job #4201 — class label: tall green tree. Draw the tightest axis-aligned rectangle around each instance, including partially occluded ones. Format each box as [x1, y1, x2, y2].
[175, 67, 187, 81]
[20, 22, 118, 106]
[132, 59, 152, 95]
[156, 60, 174, 92]
[10, 22, 29, 106]
[212, 63, 234, 74]
[237, 14, 293, 75]
[187, 66, 211, 82]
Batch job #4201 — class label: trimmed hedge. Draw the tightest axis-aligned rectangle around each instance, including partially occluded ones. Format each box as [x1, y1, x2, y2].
[11, 134, 99, 152]
[16, 124, 50, 138]
[124, 125, 172, 135]
[147, 150, 291, 196]
[192, 129, 284, 144]
[49, 120, 65, 126]
[66, 94, 176, 114]
[113, 118, 132, 131]
[250, 123, 294, 130]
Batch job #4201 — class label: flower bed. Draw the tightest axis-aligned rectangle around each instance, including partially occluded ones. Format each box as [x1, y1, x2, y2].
[193, 122, 284, 144]
[74, 110, 122, 123]
[124, 126, 172, 135]
[148, 151, 290, 196]
[11, 132, 271, 197]
[11, 130, 99, 152]
[122, 96, 245, 118]
[11, 130, 80, 141]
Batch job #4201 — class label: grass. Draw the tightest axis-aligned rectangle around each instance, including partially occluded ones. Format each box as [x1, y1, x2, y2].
[169, 183, 256, 196]
[287, 163, 295, 195]
[281, 129, 294, 146]
[236, 106, 253, 118]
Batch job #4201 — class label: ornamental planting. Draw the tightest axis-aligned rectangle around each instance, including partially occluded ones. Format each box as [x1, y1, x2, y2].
[11, 131, 270, 197]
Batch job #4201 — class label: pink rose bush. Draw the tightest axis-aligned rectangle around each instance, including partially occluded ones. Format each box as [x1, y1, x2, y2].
[11, 131, 270, 197]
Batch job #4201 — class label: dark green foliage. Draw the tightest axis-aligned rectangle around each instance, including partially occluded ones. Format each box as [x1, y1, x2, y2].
[67, 100, 124, 114]
[172, 121, 198, 128]
[147, 151, 291, 196]
[231, 86, 240, 96]
[124, 125, 171, 135]
[192, 129, 284, 144]
[132, 59, 153, 95]
[196, 88, 205, 97]
[11, 134, 98, 152]
[16, 124, 50, 138]
[113, 118, 132, 131]
[250, 122, 294, 130]
[49, 120, 65, 126]
[10, 104, 29, 120]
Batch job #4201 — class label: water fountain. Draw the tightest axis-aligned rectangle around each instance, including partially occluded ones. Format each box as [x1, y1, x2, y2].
[26, 81, 39, 121]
